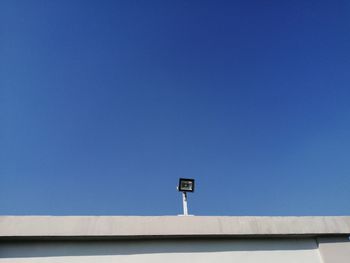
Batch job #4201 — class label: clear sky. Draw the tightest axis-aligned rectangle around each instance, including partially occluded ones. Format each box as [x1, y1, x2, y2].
[1, 0, 350, 216]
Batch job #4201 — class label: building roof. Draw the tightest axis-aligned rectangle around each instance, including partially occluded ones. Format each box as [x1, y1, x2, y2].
[1, 216, 350, 240]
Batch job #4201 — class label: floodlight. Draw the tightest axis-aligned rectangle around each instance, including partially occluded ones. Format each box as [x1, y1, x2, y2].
[177, 178, 195, 216]
[178, 178, 195, 192]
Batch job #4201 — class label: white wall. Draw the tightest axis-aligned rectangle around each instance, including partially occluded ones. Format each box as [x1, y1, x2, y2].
[0, 239, 323, 263]
[317, 237, 350, 263]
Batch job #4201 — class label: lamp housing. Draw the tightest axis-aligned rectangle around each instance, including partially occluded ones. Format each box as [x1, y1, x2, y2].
[178, 178, 195, 192]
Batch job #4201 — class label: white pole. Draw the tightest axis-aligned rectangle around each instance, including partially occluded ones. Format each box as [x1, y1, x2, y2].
[182, 192, 188, 216]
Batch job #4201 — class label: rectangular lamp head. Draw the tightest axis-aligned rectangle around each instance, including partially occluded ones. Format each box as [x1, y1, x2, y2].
[178, 178, 195, 192]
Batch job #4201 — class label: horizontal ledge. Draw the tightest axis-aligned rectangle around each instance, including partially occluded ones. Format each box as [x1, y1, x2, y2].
[1, 234, 350, 242]
[1, 216, 350, 240]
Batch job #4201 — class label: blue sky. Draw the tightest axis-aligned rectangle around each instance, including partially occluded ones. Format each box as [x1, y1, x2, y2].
[1, 0, 350, 216]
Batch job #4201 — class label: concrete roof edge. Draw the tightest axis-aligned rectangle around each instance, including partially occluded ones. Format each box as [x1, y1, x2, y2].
[1, 216, 350, 240]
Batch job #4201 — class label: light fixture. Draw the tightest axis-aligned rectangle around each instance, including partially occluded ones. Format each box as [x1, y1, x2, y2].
[177, 178, 195, 216]
[178, 178, 195, 192]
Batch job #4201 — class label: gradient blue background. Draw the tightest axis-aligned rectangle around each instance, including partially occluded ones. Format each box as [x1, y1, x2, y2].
[1, 0, 350, 216]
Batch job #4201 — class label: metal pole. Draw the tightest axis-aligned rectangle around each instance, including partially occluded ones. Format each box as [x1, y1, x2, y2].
[182, 192, 188, 216]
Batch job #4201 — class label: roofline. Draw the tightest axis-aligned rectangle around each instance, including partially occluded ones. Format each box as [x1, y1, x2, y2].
[1, 216, 350, 241]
